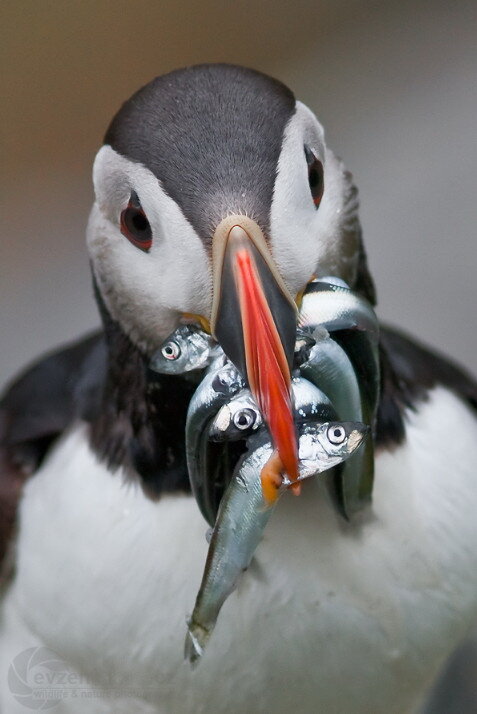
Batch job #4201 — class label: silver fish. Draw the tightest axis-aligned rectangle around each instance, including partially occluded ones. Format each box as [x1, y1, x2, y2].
[184, 419, 369, 665]
[298, 327, 369, 516]
[209, 376, 335, 443]
[298, 280, 380, 515]
[149, 325, 220, 375]
[300, 279, 379, 344]
[203, 378, 337, 526]
[291, 374, 335, 422]
[185, 358, 245, 524]
[208, 389, 263, 441]
[298, 327, 362, 421]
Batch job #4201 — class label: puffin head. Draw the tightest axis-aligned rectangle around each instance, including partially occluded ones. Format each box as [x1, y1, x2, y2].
[87, 63, 375, 483]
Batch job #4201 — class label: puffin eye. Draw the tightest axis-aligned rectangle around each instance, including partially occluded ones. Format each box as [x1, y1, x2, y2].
[233, 408, 256, 431]
[327, 424, 347, 445]
[161, 341, 181, 360]
[120, 191, 152, 252]
[304, 145, 324, 208]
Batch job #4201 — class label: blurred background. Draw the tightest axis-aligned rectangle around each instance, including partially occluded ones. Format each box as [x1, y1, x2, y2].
[1, 1, 476, 710]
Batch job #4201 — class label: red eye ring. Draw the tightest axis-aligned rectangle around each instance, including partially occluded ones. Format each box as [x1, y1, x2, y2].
[120, 193, 152, 252]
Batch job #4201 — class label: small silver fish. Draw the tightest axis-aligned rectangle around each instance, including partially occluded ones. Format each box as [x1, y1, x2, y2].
[149, 325, 220, 374]
[298, 280, 380, 515]
[291, 375, 335, 422]
[298, 328, 367, 517]
[209, 377, 335, 443]
[186, 358, 245, 524]
[184, 419, 369, 666]
[298, 327, 362, 423]
[208, 389, 263, 441]
[283, 421, 368, 486]
[196, 377, 336, 523]
[300, 279, 379, 344]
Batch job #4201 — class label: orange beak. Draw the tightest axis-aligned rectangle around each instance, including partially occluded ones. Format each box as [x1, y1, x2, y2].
[211, 216, 299, 493]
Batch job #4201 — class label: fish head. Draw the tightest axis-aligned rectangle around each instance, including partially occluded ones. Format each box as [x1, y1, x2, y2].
[293, 327, 316, 367]
[316, 421, 369, 460]
[210, 360, 245, 397]
[293, 421, 369, 480]
[209, 389, 262, 441]
[150, 325, 214, 374]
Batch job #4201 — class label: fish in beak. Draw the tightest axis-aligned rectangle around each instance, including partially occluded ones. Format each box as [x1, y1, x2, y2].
[210, 216, 299, 502]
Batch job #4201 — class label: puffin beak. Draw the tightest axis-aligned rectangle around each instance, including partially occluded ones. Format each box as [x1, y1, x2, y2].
[210, 216, 299, 495]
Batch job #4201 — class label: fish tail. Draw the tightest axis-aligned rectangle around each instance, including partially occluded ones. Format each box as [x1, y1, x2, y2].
[184, 618, 212, 667]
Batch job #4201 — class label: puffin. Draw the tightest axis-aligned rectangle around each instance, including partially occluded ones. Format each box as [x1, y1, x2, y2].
[1, 64, 477, 714]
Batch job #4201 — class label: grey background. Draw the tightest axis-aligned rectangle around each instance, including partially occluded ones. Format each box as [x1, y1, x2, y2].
[1, 2, 476, 709]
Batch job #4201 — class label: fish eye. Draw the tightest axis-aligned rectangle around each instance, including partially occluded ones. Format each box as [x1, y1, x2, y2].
[233, 408, 256, 431]
[327, 424, 347, 445]
[304, 145, 324, 208]
[161, 341, 181, 360]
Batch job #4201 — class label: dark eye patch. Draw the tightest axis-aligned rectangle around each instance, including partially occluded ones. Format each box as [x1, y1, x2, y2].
[120, 191, 152, 252]
[304, 145, 324, 208]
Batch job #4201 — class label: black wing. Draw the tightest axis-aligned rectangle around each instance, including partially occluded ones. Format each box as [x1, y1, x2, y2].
[377, 324, 477, 449]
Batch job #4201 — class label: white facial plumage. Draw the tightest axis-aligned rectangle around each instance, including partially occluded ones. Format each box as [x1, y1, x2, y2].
[270, 101, 362, 296]
[87, 101, 362, 354]
[88, 146, 212, 353]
